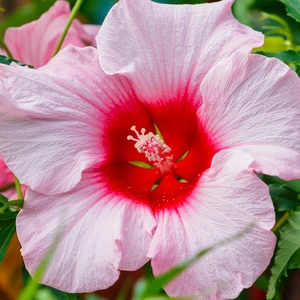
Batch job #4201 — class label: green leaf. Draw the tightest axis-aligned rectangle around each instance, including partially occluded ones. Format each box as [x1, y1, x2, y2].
[0, 55, 33, 68]
[0, 199, 23, 213]
[63, 292, 80, 300]
[269, 184, 300, 212]
[289, 247, 300, 269]
[256, 50, 300, 63]
[285, 180, 300, 193]
[254, 37, 290, 53]
[36, 288, 56, 300]
[267, 206, 300, 299]
[0, 194, 8, 205]
[280, 0, 300, 23]
[0, 211, 18, 220]
[86, 295, 108, 300]
[0, 222, 16, 262]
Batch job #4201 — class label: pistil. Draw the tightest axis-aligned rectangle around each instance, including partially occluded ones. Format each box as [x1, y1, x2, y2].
[127, 126, 173, 173]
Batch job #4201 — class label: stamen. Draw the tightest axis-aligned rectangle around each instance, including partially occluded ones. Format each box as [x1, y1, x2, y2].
[127, 126, 173, 168]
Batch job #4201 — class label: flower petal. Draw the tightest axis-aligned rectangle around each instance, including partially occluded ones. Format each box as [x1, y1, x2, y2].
[97, 0, 263, 101]
[199, 52, 300, 180]
[3, 1, 98, 67]
[148, 150, 276, 299]
[17, 170, 156, 293]
[0, 45, 149, 195]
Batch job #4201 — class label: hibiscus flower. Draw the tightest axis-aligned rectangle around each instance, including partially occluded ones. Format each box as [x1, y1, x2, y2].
[0, 0, 299, 299]
[0, 0, 100, 68]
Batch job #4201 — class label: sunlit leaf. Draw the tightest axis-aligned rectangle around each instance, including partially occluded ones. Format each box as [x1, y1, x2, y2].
[267, 206, 300, 299]
[254, 37, 290, 53]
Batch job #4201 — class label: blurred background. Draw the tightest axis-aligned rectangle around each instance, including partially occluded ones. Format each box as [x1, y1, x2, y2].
[0, 0, 300, 37]
[0, 0, 300, 299]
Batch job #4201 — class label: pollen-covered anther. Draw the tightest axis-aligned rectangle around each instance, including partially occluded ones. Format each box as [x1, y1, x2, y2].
[127, 126, 173, 167]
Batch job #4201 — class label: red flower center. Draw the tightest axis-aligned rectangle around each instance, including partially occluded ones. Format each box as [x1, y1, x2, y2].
[101, 98, 217, 212]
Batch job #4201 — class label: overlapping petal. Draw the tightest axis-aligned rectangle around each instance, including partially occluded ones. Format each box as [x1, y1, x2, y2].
[148, 151, 276, 299]
[0, 46, 151, 195]
[199, 52, 300, 180]
[17, 169, 156, 293]
[1, 1, 100, 67]
[97, 0, 263, 102]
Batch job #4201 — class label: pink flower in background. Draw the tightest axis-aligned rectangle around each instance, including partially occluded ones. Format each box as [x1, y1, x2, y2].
[0, 0, 100, 68]
[0, 159, 15, 199]
[0, 0, 300, 299]
[0, 0, 100, 198]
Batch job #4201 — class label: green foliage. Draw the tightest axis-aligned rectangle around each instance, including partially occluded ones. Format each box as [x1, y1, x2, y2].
[285, 180, 300, 193]
[269, 184, 300, 212]
[0, 55, 33, 68]
[0, 222, 15, 262]
[256, 50, 300, 62]
[279, 0, 300, 23]
[0, 193, 22, 263]
[232, 0, 255, 26]
[267, 206, 300, 299]
[85, 295, 108, 300]
[260, 12, 294, 42]
[0, 0, 56, 35]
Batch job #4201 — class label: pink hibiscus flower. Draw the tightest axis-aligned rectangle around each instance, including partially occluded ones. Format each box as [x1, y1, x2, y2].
[0, 0, 299, 298]
[0, 0, 100, 68]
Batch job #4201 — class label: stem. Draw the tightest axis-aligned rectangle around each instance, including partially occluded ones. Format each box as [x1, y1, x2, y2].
[0, 34, 13, 59]
[51, 0, 84, 58]
[0, 199, 23, 213]
[0, 182, 15, 192]
[272, 211, 289, 233]
[14, 176, 23, 200]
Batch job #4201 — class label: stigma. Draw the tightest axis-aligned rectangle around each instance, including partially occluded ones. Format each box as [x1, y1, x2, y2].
[127, 126, 173, 171]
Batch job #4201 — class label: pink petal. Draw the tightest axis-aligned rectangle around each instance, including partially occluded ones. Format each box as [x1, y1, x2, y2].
[17, 170, 156, 293]
[148, 150, 276, 299]
[0, 45, 148, 195]
[3, 1, 99, 67]
[97, 0, 263, 101]
[0, 157, 14, 188]
[199, 52, 300, 180]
